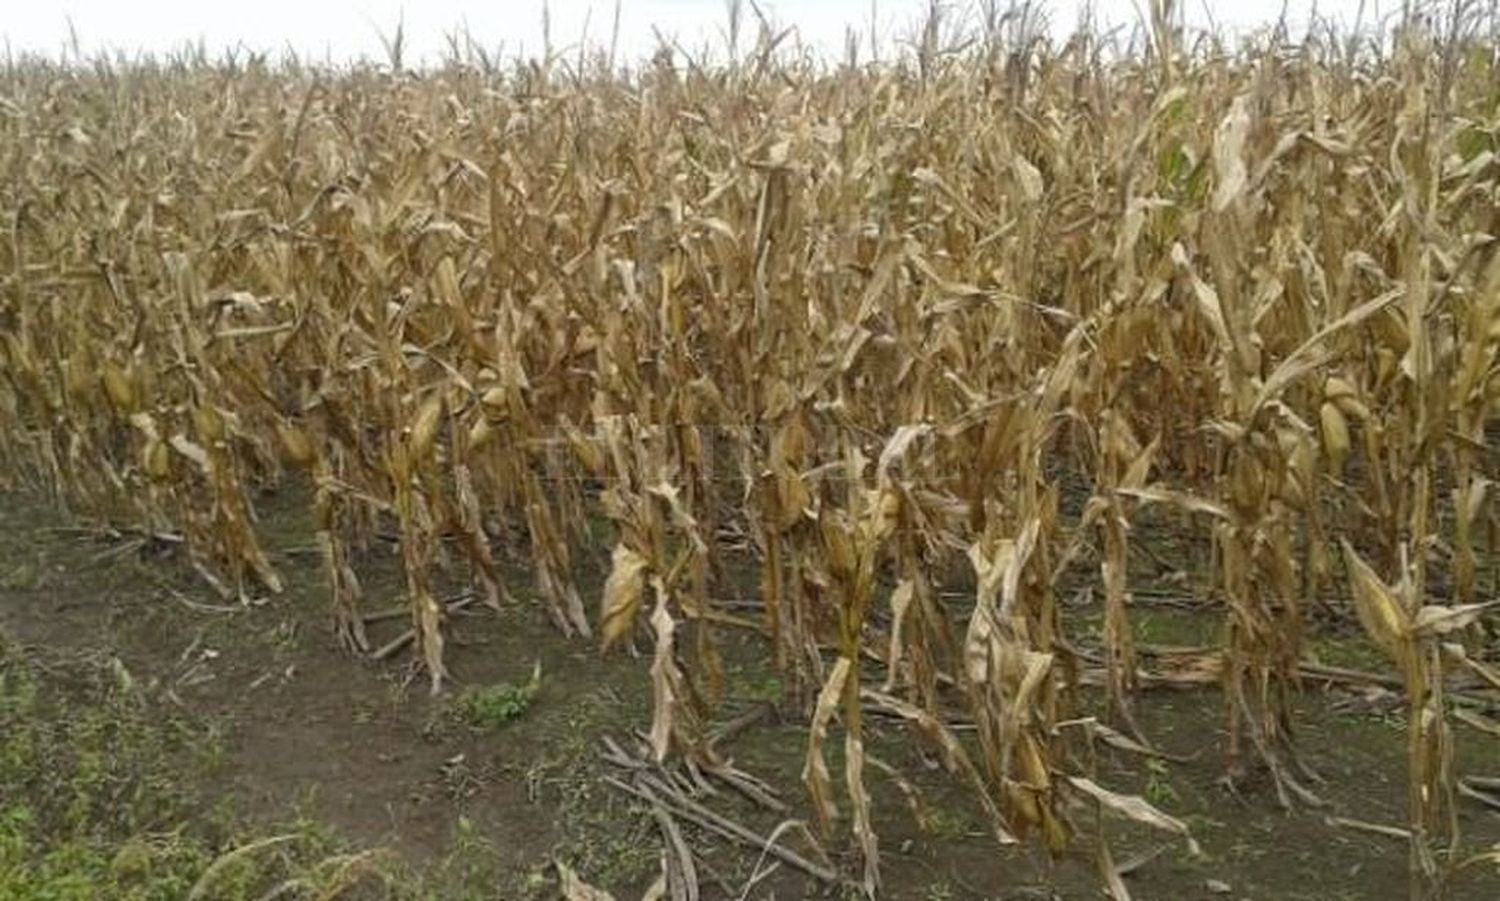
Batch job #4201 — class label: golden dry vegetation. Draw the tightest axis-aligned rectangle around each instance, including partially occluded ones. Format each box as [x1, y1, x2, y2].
[2, 2, 1500, 897]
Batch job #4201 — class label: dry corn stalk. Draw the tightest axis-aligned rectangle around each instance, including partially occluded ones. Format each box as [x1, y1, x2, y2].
[0, 11, 1495, 897]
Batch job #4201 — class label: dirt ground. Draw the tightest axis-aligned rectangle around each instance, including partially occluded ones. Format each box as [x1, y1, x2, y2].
[1, 486, 1497, 900]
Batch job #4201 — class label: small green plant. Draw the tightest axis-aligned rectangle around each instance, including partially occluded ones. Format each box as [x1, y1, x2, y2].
[352, 699, 377, 725]
[1144, 757, 1179, 808]
[726, 661, 784, 704]
[424, 816, 503, 899]
[925, 881, 956, 901]
[0, 559, 38, 591]
[456, 662, 542, 730]
[924, 806, 975, 839]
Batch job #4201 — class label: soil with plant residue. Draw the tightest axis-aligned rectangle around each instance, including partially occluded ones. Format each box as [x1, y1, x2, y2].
[1, 488, 1497, 899]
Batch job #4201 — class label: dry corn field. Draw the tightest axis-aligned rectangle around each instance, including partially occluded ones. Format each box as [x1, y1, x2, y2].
[3, 4, 1500, 899]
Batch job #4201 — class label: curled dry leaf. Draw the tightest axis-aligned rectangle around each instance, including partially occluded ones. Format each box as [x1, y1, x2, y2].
[1410, 602, 1496, 637]
[1065, 776, 1199, 856]
[803, 656, 850, 835]
[861, 689, 1017, 846]
[881, 579, 915, 692]
[600, 544, 649, 652]
[557, 861, 617, 901]
[1212, 96, 1251, 212]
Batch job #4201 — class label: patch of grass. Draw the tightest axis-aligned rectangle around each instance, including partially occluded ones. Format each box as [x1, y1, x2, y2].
[726, 663, 784, 704]
[0, 648, 204, 843]
[924, 805, 978, 839]
[512, 687, 657, 896]
[1131, 608, 1219, 647]
[0, 808, 217, 901]
[0, 558, 38, 591]
[454, 661, 542, 731]
[420, 817, 507, 900]
[0, 636, 413, 899]
[1306, 630, 1387, 672]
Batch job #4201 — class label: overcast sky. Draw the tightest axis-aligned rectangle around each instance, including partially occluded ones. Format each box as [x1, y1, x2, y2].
[5, 1, 1388, 65]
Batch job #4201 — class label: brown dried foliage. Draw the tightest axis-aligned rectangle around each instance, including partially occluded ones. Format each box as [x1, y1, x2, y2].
[1, 10, 1498, 896]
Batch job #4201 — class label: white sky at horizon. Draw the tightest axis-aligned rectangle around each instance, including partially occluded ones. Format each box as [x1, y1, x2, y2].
[5, 2, 1394, 66]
